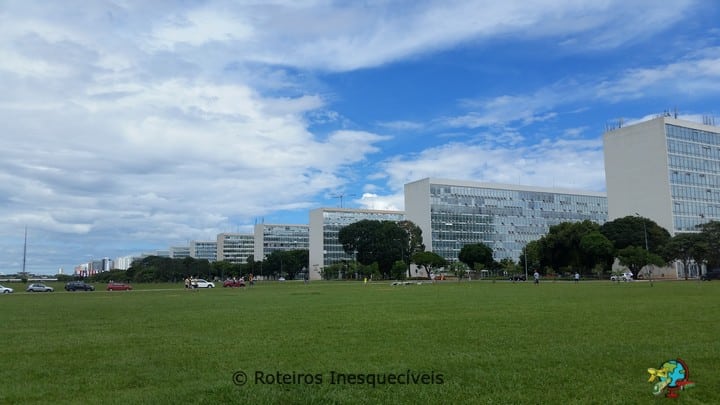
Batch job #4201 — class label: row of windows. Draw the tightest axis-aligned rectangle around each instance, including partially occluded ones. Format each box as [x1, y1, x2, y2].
[670, 185, 720, 202]
[674, 216, 710, 232]
[667, 139, 720, 161]
[668, 154, 720, 174]
[666, 124, 720, 146]
[671, 199, 720, 216]
[431, 185, 606, 207]
[669, 170, 720, 187]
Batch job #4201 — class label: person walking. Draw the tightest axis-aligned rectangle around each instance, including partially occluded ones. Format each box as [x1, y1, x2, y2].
[574, 272, 580, 283]
[533, 270, 540, 285]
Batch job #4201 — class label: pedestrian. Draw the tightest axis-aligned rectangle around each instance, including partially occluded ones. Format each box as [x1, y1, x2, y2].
[533, 270, 540, 285]
[574, 272, 580, 283]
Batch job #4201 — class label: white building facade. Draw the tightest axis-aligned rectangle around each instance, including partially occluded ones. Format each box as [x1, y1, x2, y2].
[253, 224, 309, 260]
[190, 240, 217, 262]
[404, 178, 607, 263]
[217, 233, 254, 264]
[604, 116, 720, 234]
[308, 208, 405, 280]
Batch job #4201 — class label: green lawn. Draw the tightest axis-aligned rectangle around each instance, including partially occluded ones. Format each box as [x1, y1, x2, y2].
[1, 280, 718, 404]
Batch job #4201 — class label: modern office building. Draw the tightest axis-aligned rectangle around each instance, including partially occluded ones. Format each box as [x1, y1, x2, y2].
[170, 246, 191, 259]
[254, 224, 309, 260]
[308, 208, 405, 280]
[217, 233, 254, 264]
[404, 178, 607, 263]
[190, 240, 217, 262]
[604, 115, 720, 235]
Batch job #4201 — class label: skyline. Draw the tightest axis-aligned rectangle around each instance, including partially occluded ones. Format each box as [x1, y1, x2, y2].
[2, 1, 720, 274]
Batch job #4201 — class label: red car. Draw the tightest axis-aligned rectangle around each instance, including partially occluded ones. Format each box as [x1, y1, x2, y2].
[223, 279, 246, 288]
[107, 282, 133, 291]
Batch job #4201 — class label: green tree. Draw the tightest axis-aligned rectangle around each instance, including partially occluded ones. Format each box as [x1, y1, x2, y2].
[663, 233, 707, 280]
[519, 240, 541, 276]
[448, 260, 469, 281]
[600, 215, 671, 255]
[697, 221, 720, 268]
[411, 251, 447, 279]
[264, 250, 308, 280]
[536, 220, 605, 274]
[458, 243, 494, 271]
[338, 219, 423, 278]
[616, 246, 665, 275]
[579, 231, 615, 275]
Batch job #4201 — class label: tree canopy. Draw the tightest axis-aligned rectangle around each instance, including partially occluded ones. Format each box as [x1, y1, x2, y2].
[337, 219, 424, 278]
[458, 243, 494, 270]
[600, 215, 670, 255]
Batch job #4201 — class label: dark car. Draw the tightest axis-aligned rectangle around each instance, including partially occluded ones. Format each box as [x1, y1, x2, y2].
[65, 281, 95, 291]
[107, 282, 133, 291]
[701, 270, 720, 281]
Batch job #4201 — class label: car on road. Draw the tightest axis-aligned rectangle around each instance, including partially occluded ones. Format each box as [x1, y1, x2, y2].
[192, 279, 215, 288]
[223, 279, 246, 288]
[65, 281, 95, 291]
[26, 283, 54, 292]
[701, 270, 720, 281]
[610, 272, 634, 282]
[0, 284, 14, 294]
[107, 282, 133, 291]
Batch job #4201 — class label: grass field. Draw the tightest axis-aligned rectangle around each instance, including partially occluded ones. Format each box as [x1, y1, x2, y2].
[1, 279, 718, 404]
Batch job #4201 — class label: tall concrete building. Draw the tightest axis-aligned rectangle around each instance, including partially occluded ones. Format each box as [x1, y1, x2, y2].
[604, 116, 720, 234]
[254, 224, 309, 260]
[404, 178, 607, 263]
[308, 208, 405, 280]
[217, 233, 254, 264]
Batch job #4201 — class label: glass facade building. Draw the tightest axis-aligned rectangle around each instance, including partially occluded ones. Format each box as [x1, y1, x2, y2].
[254, 224, 309, 259]
[405, 178, 607, 262]
[604, 116, 720, 235]
[309, 208, 405, 279]
[217, 233, 254, 264]
[666, 123, 720, 232]
[190, 240, 217, 262]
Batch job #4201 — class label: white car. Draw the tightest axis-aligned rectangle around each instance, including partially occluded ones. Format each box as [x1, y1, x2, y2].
[0, 284, 14, 294]
[192, 279, 215, 288]
[610, 272, 633, 282]
[26, 283, 54, 292]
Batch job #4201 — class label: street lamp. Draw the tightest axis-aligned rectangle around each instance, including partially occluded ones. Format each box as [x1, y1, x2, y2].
[635, 213, 652, 286]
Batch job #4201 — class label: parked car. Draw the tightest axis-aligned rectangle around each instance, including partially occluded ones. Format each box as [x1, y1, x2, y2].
[65, 281, 95, 291]
[0, 284, 14, 294]
[223, 279, 246, 288]
[26, 283, 54, 292]
[192, 279, 215, 288]
[107, 282, 133, 291]
[701, 270, 720, 281]
[610, 272, 634, 282]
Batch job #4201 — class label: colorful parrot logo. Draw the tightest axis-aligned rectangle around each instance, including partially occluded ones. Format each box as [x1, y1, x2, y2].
[647, 358, 694, 398]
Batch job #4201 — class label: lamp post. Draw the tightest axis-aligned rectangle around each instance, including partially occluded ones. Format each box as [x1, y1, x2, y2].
[635, 213, 652, 286]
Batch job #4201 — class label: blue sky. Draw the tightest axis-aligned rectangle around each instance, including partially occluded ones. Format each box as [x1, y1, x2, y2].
[2, 1, 720, 274]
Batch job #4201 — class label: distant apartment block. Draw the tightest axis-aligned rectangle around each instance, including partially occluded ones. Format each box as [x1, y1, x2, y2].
[404, 178, 607, 263]
[170, 246, 191, 259]
[254, 224, 309, 260]
[604, 116, 720, 234]
[217, 233, 254, 264]
[190, 240, 217, 262]
[309, 208, 405, 280]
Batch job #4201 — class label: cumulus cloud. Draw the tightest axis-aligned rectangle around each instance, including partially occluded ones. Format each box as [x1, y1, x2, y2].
[0, 0, 712, 273]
